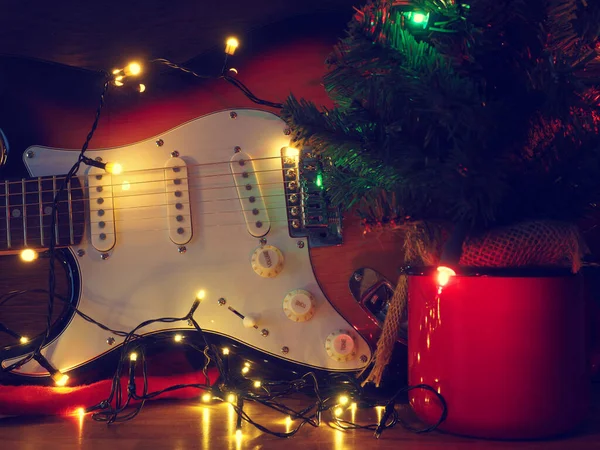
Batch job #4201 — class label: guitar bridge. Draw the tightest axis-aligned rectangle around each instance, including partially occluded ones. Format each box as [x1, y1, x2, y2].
[282, 147, 342, 248]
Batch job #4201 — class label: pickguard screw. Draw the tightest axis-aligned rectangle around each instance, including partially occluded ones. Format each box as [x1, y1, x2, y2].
[171, 150, 179, 157]
[259, 238, 267, 246]
[76, 249, 85, 257]
[229, 111, 238, 119]
[26, 150, 35, 158]
[281, 346, 289, 354]
[354, 273, 363, 282]
[156, 139, 164, 147]
[95, 156, 103, 162]
[100, 253, 109, 260]
[187, 319, 193, 326]
[178, 246, 187, 254]
[218, 298, 227, 306]
[297, 240, 305, 249]
[261, 329, 269, 337]
[283, 128, 291, 135]
[360, 354, 368, 363]
[106, 337, 115, 345]
[234, 146, 241, 153]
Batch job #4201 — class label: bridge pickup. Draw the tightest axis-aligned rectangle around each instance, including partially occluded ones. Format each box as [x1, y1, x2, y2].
[164, 157, 192, 245]
[230, 152, 270, 237]
[87, 168, 116, 252]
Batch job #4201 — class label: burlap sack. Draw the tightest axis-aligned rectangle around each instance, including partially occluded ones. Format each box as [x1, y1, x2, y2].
[362, 220, 589, 386]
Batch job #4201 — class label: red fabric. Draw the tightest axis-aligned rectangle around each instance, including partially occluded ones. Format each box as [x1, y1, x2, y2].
[0, 369, 219, 416]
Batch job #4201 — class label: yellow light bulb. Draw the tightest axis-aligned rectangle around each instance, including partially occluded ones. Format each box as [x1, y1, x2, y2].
[114, 79, 124, 87]
[20, 249, 38, 262]
[112, 69, 121, 75]
[241, 366, 249, 374]
[227, 393, 236, 403]
[338, 395, 349, 406]
[138, 84, 146, 93]
[334, 407, 343, 417]
[19, 336, 29, 344]
[243, 362, 250, 367]
[285, 147, 300, 158]
[129, 352, 138, 362]
[228, 67, 238, 74]
[124, 62, 142, 76]
[253, 380, 261, 388]
[76, 407, 85, 417]
[104, 162, 123, 175]
[196, 290, 206, 301]
[222, 347, 230, 355]
[201, 393, 212, 403]
[174, 334, 183, 343]
[436, 266, 456, 287]
[225, 37, 239, 55]
[52, 372, 69, 387]
[235, 429, 242, 438]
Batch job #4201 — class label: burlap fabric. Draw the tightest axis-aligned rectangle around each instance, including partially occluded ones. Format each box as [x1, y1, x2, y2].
[362, 220, 589, 386]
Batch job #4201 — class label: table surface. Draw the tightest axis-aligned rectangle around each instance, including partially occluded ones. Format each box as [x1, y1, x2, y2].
[1, 386, 599, 450]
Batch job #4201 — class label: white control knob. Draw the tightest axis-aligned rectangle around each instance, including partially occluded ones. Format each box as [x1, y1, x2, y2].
[283, 289, 316, 322]
[243, 316, 257, 328]
[325, 330, 357, 362]
[251, 245, 284, 278]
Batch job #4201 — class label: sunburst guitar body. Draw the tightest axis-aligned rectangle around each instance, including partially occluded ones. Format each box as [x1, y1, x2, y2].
[0, 20, 405, 385]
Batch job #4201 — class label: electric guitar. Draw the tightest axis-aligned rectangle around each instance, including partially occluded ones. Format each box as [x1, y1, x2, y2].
[0, 19, 405, 385]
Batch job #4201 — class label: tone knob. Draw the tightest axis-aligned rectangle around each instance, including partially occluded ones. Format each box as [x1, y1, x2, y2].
[251, 245, 284, 278]
[325, 330, 357, 362]
[283, 289, 316, 322]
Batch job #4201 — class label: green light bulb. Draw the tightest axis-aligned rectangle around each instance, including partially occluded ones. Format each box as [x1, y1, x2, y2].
[407, 11, 430, 29]
[315, 173, 323, 188]
[412, 13, 426, 24]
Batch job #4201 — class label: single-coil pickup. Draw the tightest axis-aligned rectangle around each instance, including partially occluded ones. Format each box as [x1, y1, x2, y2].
[87, 168, 116, 252]
[230, 152, 270, 237]
[164, 157, 193, 245]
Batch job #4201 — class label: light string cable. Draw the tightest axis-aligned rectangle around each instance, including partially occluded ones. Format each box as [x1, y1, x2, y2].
[0, 72, 112, 373]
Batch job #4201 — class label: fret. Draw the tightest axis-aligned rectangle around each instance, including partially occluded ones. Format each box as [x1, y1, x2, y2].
[67, 181, 74, 245]
[38, 177, 44, 246]
[4, 180, 10, 249]
[53, 176, 59, 246]
[7, 179, 25, 248]
[25, 179, 42, 246]
[22, 179, 27, 247]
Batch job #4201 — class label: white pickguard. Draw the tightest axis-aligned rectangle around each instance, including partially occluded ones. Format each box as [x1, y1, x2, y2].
[4, 109, 371, 376]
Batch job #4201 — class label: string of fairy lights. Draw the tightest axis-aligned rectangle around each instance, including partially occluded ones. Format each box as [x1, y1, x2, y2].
[0, 32, 448, 439]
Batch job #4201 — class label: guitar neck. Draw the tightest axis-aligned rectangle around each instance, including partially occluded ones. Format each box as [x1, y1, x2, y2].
[0, 175, 85, 251]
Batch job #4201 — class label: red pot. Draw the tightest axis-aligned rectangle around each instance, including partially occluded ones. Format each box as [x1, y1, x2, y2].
[407, 267, 590, 439]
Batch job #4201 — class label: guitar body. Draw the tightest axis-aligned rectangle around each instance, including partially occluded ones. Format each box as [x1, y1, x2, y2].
[0, 16, 406, 384]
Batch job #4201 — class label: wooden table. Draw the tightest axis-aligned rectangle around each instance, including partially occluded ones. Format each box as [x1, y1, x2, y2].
[1, 386, 599, 450]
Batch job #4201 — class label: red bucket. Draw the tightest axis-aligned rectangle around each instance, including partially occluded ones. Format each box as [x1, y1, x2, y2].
[407, 267, 590, 439]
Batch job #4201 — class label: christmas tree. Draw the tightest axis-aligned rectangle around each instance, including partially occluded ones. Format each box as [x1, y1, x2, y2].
[282, 0, 600, 233]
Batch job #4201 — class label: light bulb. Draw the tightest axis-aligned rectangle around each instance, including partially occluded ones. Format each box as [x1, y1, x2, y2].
[201, 393, 212, 403]
[436, 266, 456, 287]
[253, 380, 261, 388]
[104, 162, 123, 175]
[225, 37, 239, 55]
[20, 249, 38, 262]
[334, 407, 343, 417]
[228, 68, 238, 74]
[129, 352, 138, 362]
[222, 347, 230, 355]
[338, 395, 349, 406]
[235, 429, 242, 438]
[227, 393, 236, 403]
[124, 62, 142, 76]
[52, 371, 69, 387]
[19, 336, 29, 344]
[174, 334, 183, 343]
[241, 366, 249, 374]
[196, 290, 206, 301]
[76, 407, 85, 417]
[138, 84, 146, 93]
[284, 147, 300, 158]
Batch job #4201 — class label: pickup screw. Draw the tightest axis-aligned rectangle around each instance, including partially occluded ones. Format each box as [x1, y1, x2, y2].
[171, 150, 179, 157]
[234, 146, 241, 153]
[106, 337, 115, 345]
[283, 128, 291, 135]
[297, 240, 305, 249]
[261, 329, 269, 337]
[100, 253, 109, 260]
[178, 246, 187, 254]
[218, 298, 227, 306]
[229, 111, 238, 119]
[76, 249, 85, 257]
[360, 355, 368, 363]
[281, 346, 289, 354]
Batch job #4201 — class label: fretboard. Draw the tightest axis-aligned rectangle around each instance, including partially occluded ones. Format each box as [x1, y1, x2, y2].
[0, 175, 85, 251]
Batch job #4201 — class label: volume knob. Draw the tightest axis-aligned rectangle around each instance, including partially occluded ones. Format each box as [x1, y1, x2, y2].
[325, 330, 356, 362]
[283, 289, 316, 322]
[251, 245, 284, 278]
